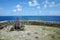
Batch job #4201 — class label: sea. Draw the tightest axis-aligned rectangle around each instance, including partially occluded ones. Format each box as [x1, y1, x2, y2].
[0, 16, 60, 22]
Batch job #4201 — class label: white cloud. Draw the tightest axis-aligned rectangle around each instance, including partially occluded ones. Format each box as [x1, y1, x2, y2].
[16, 4, 20, 8]
[13, 9, 17, 13]
[42, 0, 49, 4]
[28, 0, 59, 10]
[39, 11, 60, 16]
[33, 0, 39, 6]
[42, 0, 56, 8]
[37, 0, 57, 15]
[37, 6, 40, 9]
[52, 1, 55, 4]
[44, 4, 47, 8]
[41, 0, 49, 10]
[17, 8, 22, 12]
[49, 1, 55, 7]
[29, 0, 39, 7]
[13, 4, 22, 13]
[29, 1, 32, 6]
[28, 0, 41, 9]
[16, 4, 22, 9]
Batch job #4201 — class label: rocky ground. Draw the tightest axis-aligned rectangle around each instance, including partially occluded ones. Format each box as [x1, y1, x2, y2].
[0, 25, 60, 40]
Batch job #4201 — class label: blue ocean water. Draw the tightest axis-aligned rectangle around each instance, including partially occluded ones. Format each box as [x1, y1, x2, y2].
[0, 16, 60, 22]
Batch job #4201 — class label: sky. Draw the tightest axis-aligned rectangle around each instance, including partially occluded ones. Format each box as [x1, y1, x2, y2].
[0, 0, 60, 16]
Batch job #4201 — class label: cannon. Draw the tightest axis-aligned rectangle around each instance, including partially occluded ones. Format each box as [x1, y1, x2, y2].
[10, 17, 25, 31]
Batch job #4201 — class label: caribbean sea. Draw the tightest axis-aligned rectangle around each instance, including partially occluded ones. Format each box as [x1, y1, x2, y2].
[0, 16, 60, 22]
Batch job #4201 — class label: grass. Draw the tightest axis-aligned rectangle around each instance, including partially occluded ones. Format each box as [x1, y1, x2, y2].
[41, 26, 60, 40]
[0, 25, 60, 40]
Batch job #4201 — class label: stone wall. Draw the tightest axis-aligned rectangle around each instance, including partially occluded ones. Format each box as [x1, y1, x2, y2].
[0, 21, 60, 28]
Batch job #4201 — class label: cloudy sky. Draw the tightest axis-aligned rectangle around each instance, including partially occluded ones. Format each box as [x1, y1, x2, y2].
[0, 0, 60, 16]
